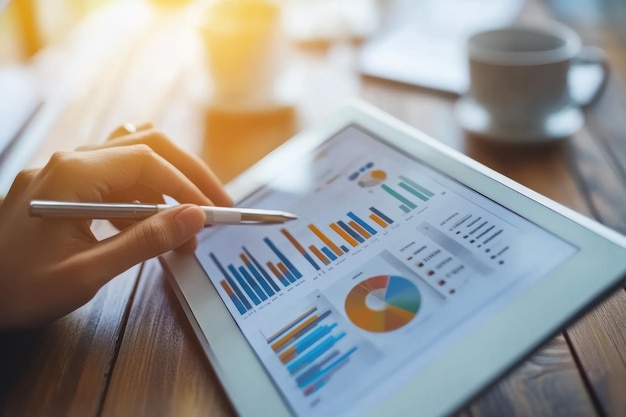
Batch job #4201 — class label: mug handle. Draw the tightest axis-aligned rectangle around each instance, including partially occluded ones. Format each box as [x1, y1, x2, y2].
[569, 46, 609, 108]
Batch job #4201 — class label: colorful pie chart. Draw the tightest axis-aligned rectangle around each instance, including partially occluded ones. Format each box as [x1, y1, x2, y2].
[344, 275, 421, 332]
[357, 169, 387, 187]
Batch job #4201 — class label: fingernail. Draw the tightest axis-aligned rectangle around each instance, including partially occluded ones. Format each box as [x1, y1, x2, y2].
[175, 206, 206, 236]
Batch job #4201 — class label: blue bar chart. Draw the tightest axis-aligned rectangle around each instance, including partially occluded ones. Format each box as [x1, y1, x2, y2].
[209, 206, 396, 315]
[266, 305, 359, 397]
[210, 238, 302, 314]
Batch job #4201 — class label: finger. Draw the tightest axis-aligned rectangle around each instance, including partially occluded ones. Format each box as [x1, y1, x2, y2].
[78, 123, 155, 151]
[109, 219, 135, 231]
[174, 237, 198, 254]
[84, 205, 205, 284]
[106, 185, 166, 206]
[107, 122, 154, 140]
[94, 130, 232, 207]
[5, 168, 39, 197]
[101, 188, 163, 231]
[40, 145, 213, 206]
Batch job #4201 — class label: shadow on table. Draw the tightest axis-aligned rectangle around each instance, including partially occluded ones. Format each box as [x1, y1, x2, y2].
[0, 328, 46, 407]
[202, 105, 297, 183]
[464, 133, 569, 169]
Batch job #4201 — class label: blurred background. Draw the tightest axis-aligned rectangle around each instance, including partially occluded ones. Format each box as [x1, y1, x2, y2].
[2, 3, 626, 416]
[1, 0, 625, 63]
[1, 0, 624, 68]
[0, 0, 222, 61]
[1, 0, 625, 191]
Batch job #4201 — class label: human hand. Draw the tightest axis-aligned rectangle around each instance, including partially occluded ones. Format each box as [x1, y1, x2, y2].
[0, 126, 232, 329]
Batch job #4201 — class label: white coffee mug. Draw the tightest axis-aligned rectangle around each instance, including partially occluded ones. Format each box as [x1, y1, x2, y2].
[454, 24, 608, 142]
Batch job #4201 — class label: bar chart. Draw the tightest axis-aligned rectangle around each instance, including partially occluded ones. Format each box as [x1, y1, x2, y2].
[209, 206, 396, 315]
[206, 159, 443, 317]
[380, 175, 436, 213]
[265, 304, 360, 397]
[347, 163, 438, 214]
[303, 208, 393, 265]
[210, 240, 300, 314]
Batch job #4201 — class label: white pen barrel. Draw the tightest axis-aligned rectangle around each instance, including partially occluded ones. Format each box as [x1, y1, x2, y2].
[152, 204, 294, 224]
[203, 207, 242, 224]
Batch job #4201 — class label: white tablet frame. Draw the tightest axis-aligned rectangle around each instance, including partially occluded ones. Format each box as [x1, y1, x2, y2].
[160, 100, 626, 417]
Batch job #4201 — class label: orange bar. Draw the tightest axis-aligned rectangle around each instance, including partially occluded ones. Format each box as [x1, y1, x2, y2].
[349, 220, 371, 239]
[270, 314, 319, 352]
[281, 228, 306, 255]
[279, 346, 297, 363]
[370, 214, 388, 228]
[330, 223, 359, 247]
[277, 262, 289, 276]
[220, 280, 234, 296]
[240, 253, 250, 264]
[267, 262, 282, 278]
[309, 245, 330, 265]
[266, 307, 317, 343]
[308, 224, 343, 256]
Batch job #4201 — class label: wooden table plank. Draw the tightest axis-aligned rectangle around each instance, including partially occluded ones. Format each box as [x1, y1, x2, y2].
[582, 82, 626, 234]
[468, 337, 597, 417]
[568, 289, 626, 417]
[100, 259, 236, 417]
[0, 225, 139, 417]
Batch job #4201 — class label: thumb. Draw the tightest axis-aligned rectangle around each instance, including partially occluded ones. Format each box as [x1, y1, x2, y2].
[92, 205, 206, 281]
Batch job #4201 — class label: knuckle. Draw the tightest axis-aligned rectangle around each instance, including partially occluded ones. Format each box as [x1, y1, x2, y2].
[11, 168, 38, 191]
[48, 151, 71, 166]
[139, 131, 173, 158]
[45, 151, 80, 177]
[132, 143, 163, 178]
[144, 131, 169, 149]
[132, 143, 154, 158]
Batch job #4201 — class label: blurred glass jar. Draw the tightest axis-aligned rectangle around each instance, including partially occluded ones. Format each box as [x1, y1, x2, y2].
[200, 0, 285, 108]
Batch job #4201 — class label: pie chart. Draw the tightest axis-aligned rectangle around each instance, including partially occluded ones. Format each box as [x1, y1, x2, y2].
[344, 275, 421, 332]
[357, 169, 387, 187]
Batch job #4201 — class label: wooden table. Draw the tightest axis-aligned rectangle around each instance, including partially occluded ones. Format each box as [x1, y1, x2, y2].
[1, 1, 625, 416]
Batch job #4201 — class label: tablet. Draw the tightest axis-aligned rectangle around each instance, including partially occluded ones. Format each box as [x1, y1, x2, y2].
[160, 101, 626, 417]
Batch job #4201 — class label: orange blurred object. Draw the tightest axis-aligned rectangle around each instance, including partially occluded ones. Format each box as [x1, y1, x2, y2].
[0, 0, 42, 59]
[199, 0, 285, 109]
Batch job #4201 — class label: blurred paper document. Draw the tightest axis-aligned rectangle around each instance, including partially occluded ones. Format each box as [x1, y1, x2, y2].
[283, 0, 379, 42]
[358, 0, 525, 94]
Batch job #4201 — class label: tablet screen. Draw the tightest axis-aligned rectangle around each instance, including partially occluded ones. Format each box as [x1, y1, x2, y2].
[195, 126, 577, 416]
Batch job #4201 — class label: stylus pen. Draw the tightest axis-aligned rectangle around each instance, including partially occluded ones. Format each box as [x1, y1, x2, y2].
[29, 200, 298, 225]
